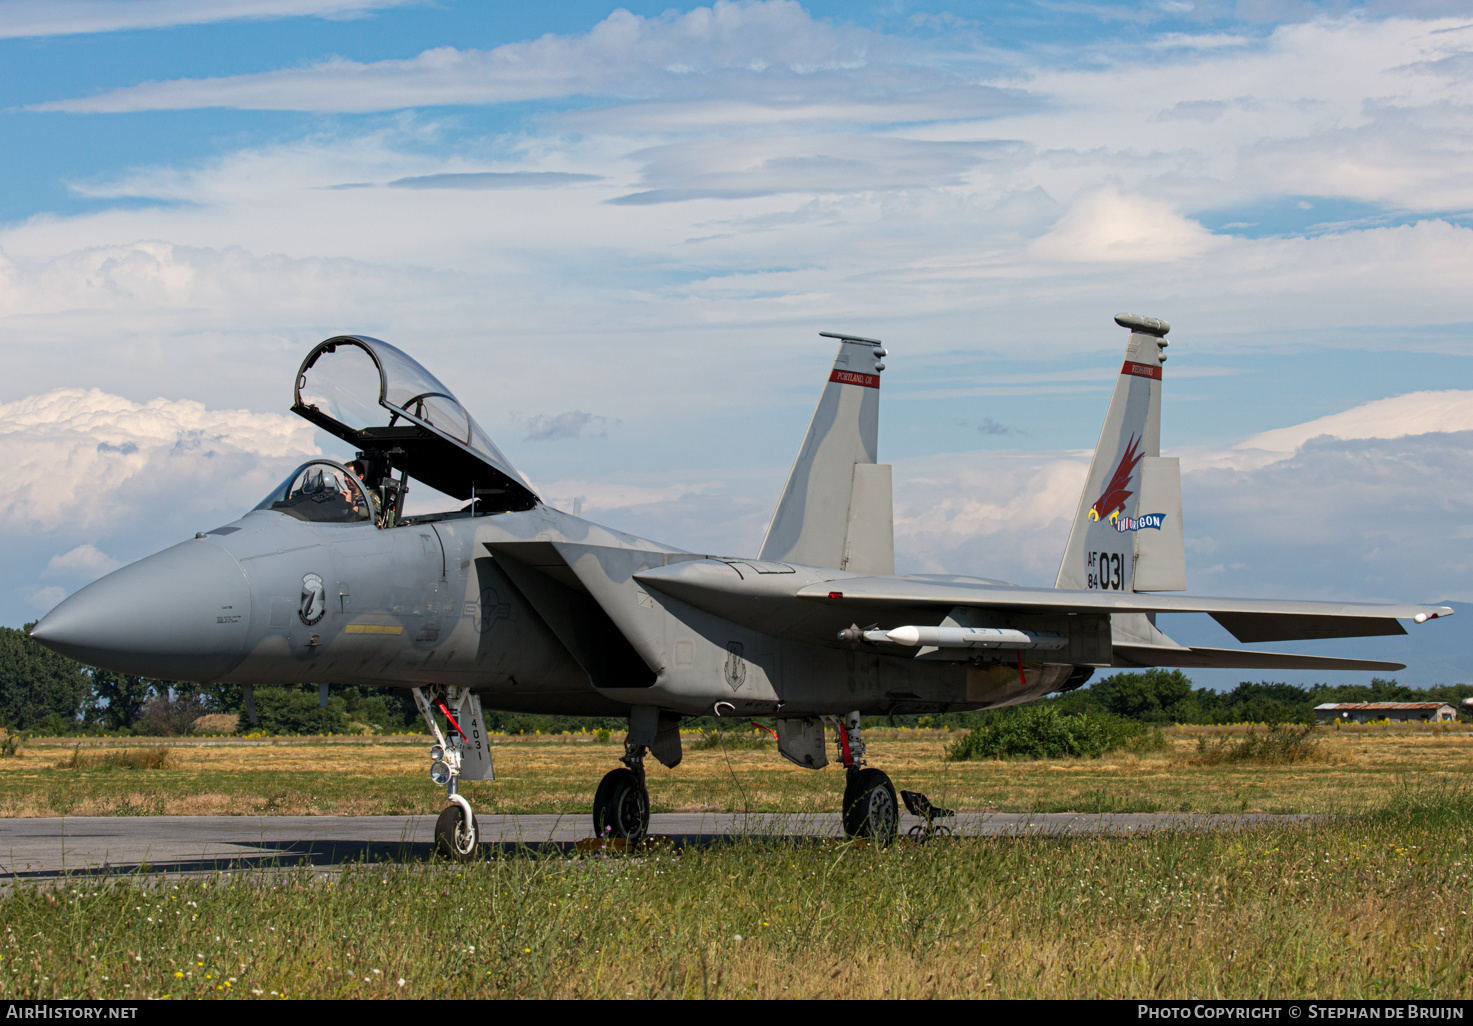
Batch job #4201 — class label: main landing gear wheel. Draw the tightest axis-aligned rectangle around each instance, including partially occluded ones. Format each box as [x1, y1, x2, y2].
[593, 767, 650, 842]
[435, 805, 480, 862]
[843, 768, 899, 844]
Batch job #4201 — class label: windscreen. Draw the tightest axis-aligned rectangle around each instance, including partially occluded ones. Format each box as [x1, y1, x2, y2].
[254, 461, 373, 524]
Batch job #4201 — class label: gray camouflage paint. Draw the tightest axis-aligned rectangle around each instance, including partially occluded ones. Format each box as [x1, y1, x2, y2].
[30, 320, 1452, 737]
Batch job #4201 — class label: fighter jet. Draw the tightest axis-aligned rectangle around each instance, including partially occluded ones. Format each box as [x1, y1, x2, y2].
[30, 315, 1453, 857]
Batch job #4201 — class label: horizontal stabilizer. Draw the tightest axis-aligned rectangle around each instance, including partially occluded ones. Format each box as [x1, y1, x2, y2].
[1113, 644, 1405, 672]
[1210, 612, 1405, 643]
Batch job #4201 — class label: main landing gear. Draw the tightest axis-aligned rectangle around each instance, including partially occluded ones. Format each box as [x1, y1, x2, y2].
[593, 746, 650, 842]
[412, 685, 493, 861]
[824, 711, 898, 844]
[591, 707, 680, 844]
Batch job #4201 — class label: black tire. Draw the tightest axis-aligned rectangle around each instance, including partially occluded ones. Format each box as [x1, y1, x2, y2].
[842, 768, 898, 844]
[842, 770, 859, 821]
[592, 768, 649, 842]
[435, 805, 480, 861]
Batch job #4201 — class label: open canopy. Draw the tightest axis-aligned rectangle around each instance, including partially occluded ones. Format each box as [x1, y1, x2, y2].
[292, 335, 538, 511]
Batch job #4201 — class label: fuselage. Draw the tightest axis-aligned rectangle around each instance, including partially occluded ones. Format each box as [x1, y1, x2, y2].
[31, 500, 1077, 719]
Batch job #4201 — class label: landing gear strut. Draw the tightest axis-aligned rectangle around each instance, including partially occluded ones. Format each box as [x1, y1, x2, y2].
[592, 707, 680, 843]
[593, 743, 650, 842]
[413, 685, 486, 861]
[825, 710, 897, 843]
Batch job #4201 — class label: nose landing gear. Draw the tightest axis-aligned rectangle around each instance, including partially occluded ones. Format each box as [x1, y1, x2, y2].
[435, 801, 479, 860]
[412, 685, 494, 861]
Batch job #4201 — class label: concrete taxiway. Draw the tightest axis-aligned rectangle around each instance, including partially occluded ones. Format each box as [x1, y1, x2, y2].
[0, 812, 1312, 880]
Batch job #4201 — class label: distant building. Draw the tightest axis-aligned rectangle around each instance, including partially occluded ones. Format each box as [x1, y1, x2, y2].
[1314, 702, 1458, 724]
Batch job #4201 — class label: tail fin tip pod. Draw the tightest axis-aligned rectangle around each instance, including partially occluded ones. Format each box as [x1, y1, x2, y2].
[1056, 313, 1185, 593]
[759, 332, 894, 574]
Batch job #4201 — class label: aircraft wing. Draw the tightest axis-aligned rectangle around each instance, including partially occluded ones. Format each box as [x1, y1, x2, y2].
[798, 575, 1450, 643]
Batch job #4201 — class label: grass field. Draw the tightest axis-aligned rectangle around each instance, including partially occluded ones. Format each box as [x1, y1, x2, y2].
[1, 783, 1470, 999]
[3, 725, 1471, 999]
[0, 722, 1470, 819]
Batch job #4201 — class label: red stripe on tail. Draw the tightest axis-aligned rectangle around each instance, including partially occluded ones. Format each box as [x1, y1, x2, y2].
[829, 369, 880, 388]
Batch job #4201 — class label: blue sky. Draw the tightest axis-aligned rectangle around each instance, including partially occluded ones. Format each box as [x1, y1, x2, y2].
[2, 0, 1472, 683]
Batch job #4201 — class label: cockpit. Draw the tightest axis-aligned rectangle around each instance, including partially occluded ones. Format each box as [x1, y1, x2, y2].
[254, 460, 374, 524]
[277, 335, 538, 529]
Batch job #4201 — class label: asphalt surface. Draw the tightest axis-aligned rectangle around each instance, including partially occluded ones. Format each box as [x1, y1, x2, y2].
[0, 811, 1312, 880]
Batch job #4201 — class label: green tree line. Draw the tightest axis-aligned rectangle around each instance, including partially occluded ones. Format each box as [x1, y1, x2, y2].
[2, 623, 1468, 737]
[888, 670, 1473, 731]
[0, 624, 626, 737]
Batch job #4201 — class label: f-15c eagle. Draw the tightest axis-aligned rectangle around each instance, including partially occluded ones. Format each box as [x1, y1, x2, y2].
[30, 314, 1452, 856]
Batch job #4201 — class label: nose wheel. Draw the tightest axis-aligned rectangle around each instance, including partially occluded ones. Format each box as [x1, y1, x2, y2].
[435, 803, 480, 861]
[413, 685, 492, 862]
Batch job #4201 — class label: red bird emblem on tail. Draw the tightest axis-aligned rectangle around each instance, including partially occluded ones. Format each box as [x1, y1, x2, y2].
[1088, 435, 1143, 524]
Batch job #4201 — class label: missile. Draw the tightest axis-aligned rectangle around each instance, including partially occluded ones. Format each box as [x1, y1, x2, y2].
[837, 624, 1068, 650]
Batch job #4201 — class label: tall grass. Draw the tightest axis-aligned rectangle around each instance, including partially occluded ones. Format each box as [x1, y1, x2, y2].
[4, 784, 1470, 999]
[1190, 724, 1326, 766]
[688, 728, 772, 752]
[57, 746, 173, 771]
[946, 705, 1167, 761]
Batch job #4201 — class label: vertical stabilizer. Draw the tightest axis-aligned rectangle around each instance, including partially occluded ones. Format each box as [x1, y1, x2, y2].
[1056, 314, 1185, 593]
[759, 333, 894, 573]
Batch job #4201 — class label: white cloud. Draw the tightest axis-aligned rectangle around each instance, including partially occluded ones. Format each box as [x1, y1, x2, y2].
[537, 476, 774, 556]
[0, 0, 416, 39]
[893, 451, 1088, 585]
[27, 585, 66, 610]
[30, 2, 884, 113]
[521, 411, 608, 442]
[1238, 389, 1473, 454]
[883, 395, 1473, 604]
[1181, 431, 1473, 603]
[42, 543, 120, 580]
[0, 387, 318, 530]
[1029, 184, 1219, 263]
[6, 13, 1473, 376]
[7, 5, 1473, 628]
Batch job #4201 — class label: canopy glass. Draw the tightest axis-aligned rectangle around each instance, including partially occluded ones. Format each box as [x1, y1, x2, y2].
[254, 460, 373, 524]
[292, 336, 537, 510]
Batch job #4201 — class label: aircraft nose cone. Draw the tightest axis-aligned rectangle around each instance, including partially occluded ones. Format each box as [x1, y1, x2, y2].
[30, 539, 251, 681]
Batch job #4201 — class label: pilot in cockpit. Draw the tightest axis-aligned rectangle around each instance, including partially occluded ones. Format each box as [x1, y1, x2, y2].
[346, 460, 381, 521]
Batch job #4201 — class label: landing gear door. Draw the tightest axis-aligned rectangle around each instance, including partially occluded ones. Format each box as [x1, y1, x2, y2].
[459, 692, 495, 781]
[776, 717, 828, 770]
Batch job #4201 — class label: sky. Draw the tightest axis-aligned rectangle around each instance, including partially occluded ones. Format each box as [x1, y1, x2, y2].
[2, 0, 1471, 685]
